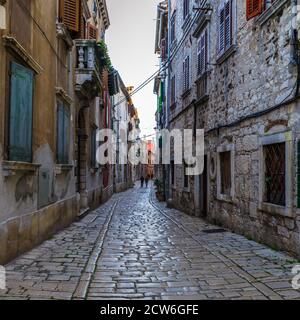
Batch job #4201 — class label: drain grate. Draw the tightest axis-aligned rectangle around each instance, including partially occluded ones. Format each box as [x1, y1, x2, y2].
[202, 228, 227, 234]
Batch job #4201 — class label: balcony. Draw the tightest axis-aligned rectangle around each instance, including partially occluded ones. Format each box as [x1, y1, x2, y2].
[195, 71, 209, 104]
[75, 40, 104, 98]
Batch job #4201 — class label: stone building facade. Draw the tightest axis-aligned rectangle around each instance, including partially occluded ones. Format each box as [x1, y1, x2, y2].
[159, 0, 300, 257]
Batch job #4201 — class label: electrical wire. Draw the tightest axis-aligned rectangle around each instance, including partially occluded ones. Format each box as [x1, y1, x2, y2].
[113, 10, 201, 108]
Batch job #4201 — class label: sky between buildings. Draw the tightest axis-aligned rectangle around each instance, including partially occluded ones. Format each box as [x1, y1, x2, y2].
[106, 0, 161, 139]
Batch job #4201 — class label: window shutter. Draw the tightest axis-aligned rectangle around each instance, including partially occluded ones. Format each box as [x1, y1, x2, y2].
[57, 103, 70, 164]
[198, 28, 208, 76]
[219, 7, 225, 54]
[57, 103, 64, 164]
[63, 107, 70, 163]
[246, 0, 263, 21]
[88, 23, 97, 40]
[60, 0, 81, 32]
[9, 62, 34, 162]
[224, 0, 232, 50]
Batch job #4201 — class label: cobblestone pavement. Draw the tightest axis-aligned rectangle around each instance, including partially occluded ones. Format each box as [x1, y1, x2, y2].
[0, 183, 300, 300]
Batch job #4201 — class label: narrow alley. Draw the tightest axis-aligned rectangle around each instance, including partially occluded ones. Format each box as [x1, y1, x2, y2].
[0, 184, 298, 300]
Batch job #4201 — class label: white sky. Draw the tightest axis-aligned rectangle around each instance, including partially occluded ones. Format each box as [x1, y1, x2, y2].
[106, 0, 161, 138]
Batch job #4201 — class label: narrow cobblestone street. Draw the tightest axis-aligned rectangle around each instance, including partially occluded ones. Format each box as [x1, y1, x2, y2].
[0, 184, 299, 300]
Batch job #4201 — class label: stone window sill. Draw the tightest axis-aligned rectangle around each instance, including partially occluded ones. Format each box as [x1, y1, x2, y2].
[55, 164, 73, 175]
[217, 193, 234, 204]
[255, 0, 289, 26]
[2, 161, 41, 177]
[259, 202, 293, 218]
[216, 45, 237, 65]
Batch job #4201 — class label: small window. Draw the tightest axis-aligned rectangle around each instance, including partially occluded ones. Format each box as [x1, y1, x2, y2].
[220, 151, 231, 196]
[57, 101, 70, 164]
[170, 75, 176, 105]
[183, 56, 190, 93]
[197, 27, 208, 76]
[246, 0, 263, 20]
[264, 142, 286, 206]
[183, 0, 190, 20]
[218, 0, 234, 56]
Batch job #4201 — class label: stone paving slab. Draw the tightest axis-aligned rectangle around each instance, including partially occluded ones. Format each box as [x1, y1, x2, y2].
[0, 184, 299, 300]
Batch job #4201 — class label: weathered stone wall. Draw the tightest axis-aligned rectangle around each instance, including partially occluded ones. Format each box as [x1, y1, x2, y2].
[167, 0, 300, 256]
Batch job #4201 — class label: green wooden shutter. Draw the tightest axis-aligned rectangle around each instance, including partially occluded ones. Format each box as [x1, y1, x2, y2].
[63, 106, 70, 164]
[9, 62, 34, 162]
[57, 102, 70, 164]
[57, 102, 64, 164]
[297, 140, 300, 208]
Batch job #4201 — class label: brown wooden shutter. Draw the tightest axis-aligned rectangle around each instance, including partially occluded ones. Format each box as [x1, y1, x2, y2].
[246, 0, 263, 21]
[60, 0, 81, 32]
[88, 23, 98, 40]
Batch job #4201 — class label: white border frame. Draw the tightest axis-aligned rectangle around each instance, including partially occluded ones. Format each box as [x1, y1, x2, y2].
[217, 143, 235, 202]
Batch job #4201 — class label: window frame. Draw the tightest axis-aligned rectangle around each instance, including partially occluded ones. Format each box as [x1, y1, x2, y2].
[217, 0, 236, 59]
[197, 25, 209, 77]
[170, 12, 176, 45]
[258, 131, 293, 217]
[217, 143, 235, 202]
[183, 0, 190, 21]
[183, 55, 190, 93]
[170, 74, 176, 106]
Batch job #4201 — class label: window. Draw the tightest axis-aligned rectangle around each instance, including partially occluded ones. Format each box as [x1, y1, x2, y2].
[9, 62, 34, 162]
[264, 143, 286, 206]
[218, 0, 234, 56]
[246, 0, 263, 20]
[183, 0, 190, 20]
[57, 101, 70, 164]
[220, 151, 231, 196]
[197, 27, 208, 76]
[170, 13, 176, 45]
[170, 75, 176, 105]
[183, 56, 190, 93]
[91, 127, 98, 168]
[88, 23, 97, 40]
[59, 0, 81, 32]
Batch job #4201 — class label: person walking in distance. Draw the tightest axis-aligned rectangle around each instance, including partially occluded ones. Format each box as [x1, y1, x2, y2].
[140, 176, 144, 188]
[145, 175, 149, 188]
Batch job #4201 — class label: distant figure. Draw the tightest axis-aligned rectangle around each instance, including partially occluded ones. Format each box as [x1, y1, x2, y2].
[145, 176, 149, 188]
[140, 176, 145, 188]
